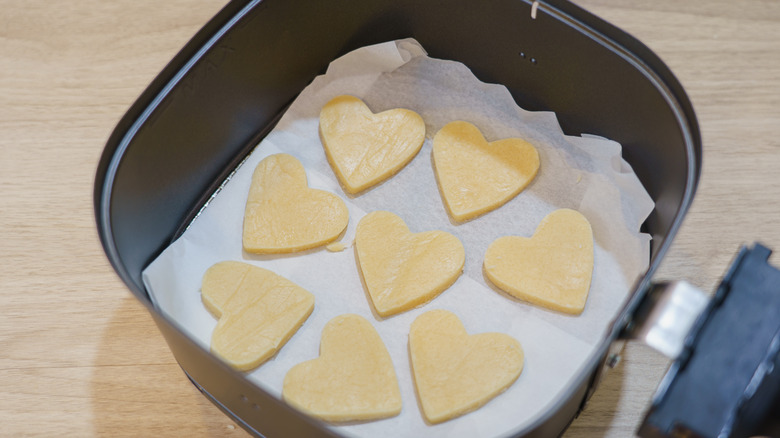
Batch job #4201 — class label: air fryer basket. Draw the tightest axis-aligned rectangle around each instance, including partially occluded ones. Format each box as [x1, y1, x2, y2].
[94, 0, 701, 436]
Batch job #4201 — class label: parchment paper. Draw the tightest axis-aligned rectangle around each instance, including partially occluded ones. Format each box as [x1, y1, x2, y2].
[142, 39, 654, 437]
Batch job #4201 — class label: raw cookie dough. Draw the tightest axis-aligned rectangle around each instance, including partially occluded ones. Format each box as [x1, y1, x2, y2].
[243, 153, 349, 253]
[409, 309, 524, 424]
[201, 261, 315, 371]
[319, 95, 426, 194]
[355, 211, 465, 317]
[432, 120, 540, 222]
[282, 314, 402, 422]
[484, 208, 594, 314]
[325, 241, 348, 252]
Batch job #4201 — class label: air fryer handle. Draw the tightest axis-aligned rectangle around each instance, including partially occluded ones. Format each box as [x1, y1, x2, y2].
[631, 244, 780, 438]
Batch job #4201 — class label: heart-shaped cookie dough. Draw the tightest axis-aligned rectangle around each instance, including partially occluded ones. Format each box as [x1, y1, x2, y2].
[484, 208, 594, 314]
[282, 314, 402, 422]
[319, 95, 426, 194]
[201, 261, 315, 371]
[355, 211, 465, 317]
[409, 309, 524, 424]
[432, 121, 540, 222]
[243, 153, 349, 253]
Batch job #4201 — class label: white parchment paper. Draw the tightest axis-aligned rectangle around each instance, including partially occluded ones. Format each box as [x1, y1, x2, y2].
[142, 39, 654, 437]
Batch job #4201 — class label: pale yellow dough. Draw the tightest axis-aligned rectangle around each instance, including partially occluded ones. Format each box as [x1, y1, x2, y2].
[409, 309, 524, 424]
[355, 211, 465, 317]
[484, 208, 594, 314]
[432, 121, 540, 222]
[282, 314, 402, 422]
[243, 153, 349, 253]
[325, 241, 348, 252]
[201, 261, 315, 371]
[319, 95, 426, 194]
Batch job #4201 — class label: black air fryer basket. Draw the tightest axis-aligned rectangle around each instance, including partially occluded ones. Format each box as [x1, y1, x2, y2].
[96, 1, 780, 437]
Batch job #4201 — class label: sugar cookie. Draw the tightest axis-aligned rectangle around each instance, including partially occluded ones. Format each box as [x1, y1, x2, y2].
[484, 208, 594, 314]
[319, 95, 425, 194]
[409, 309, 524, 424]
[283, 314, 402, 422]
[433, 121, 539, 221]
[201, 261, 315, 371]
[243, 153, 349, 253]
[355, 211, 464, 317]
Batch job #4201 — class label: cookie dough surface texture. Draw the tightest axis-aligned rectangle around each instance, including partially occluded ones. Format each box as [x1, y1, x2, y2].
[319, 95, 425, 194]
[201, 261, 315, 371]
[433, 120, 540, 222]
[484, 208, 594, 314]
[355, 211, 465, 317]
[409, 309, 524, 424]
[282, 314, 402, 422]
[242, 153, 349, 253]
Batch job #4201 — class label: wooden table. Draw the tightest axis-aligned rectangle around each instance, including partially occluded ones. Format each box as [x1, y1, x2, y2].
[2, 1, 779, 436]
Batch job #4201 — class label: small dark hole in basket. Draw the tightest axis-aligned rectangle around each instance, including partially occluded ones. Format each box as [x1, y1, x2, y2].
[240, 394, 249, 403]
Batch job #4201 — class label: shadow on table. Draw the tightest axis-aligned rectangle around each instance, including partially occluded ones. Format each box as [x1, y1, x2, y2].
[91, 296, 247, 437]
[562, 355, 628, 437]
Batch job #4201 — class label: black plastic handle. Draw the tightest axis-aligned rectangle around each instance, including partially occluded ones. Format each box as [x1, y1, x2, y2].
[638, 244, 780, 438]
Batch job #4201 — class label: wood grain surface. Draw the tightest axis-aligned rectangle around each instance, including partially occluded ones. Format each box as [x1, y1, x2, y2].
[2, 1, 779, 436]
